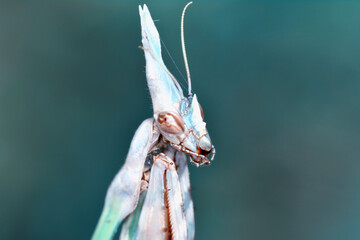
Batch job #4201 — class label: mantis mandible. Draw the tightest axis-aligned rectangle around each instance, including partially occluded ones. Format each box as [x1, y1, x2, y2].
[92, 3, 215, 239]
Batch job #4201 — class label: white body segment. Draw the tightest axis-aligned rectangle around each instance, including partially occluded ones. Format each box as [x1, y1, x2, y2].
[139, 5, 183, 114]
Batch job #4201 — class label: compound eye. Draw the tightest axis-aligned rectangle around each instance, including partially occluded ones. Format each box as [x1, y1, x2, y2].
[157, 112, 185, 135]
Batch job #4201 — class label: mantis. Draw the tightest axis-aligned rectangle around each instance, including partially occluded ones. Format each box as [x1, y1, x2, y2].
[92, 2, 215, 239]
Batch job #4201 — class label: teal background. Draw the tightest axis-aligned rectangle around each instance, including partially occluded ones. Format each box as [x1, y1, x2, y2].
[1, 0, 360, 239]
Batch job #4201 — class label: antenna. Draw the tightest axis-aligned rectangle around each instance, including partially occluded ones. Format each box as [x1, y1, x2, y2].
[181, 1, 193, 96]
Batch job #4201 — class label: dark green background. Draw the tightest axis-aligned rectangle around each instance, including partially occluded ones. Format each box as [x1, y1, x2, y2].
[1, 0, 360, 239]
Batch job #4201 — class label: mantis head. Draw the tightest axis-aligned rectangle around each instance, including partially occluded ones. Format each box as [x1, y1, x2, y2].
[140, 3, 215, 167]
[154, 93, 215, 167]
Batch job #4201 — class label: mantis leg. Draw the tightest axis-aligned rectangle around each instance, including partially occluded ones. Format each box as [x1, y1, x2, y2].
[92, 118, 159, 240]
[135, 154, 169, 240]
[176, 151, 195, 240]
[166, 154, 188, 240]
[135, 153, 187, 240]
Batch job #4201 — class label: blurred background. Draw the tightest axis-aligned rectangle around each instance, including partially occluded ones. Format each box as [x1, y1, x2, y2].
[1, 0, 360, 239]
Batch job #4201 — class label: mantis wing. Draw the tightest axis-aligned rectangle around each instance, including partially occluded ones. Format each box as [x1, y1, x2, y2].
[92, 118, 159, 240]
[176, 151, 195, 240]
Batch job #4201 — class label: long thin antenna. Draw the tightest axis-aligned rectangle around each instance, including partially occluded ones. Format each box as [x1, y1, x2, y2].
[181, 1, 193, 96]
